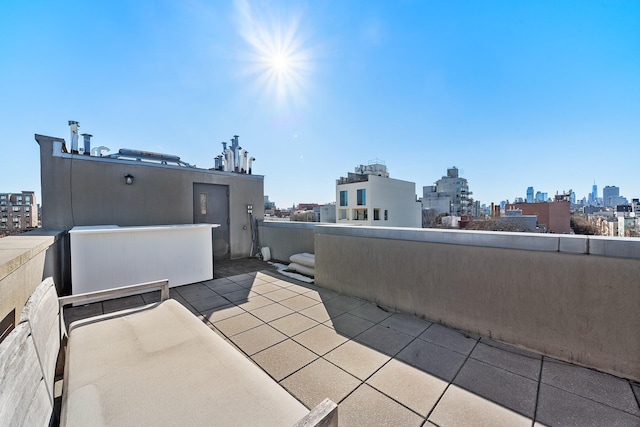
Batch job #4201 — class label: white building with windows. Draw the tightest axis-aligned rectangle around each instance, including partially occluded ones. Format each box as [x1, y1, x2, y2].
[335, 163, 421, 227]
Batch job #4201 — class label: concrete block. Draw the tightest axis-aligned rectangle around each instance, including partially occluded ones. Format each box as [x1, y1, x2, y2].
[314, 225, 562, 252]
[536, 383, 640, 426]
[588, 236, 640, 259]
[280, 358, 360, 410]
[429, 384, 532, 426]
[542, 359, 640, 415]
[559, 235, 588, 254]
[396, 339, 466, 381]
[367, 358, 447, 417]
[339, 384, 424, 427]
[324, 340, 390, 380]
[252, 339, 317, 381]
[470, 342, 540, 380]
[453, 358, 538, 417]
[355, 324, 414, 357]
[419, 324, 477, 355]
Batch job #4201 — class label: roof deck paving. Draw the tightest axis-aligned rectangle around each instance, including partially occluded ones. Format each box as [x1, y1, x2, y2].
[64, 259, 640, 426]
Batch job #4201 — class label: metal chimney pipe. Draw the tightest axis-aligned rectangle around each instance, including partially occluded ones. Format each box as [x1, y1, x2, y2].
[230, 136, 240, 172]
[68, 120, 80, 153]
[81, 133, 92, 155]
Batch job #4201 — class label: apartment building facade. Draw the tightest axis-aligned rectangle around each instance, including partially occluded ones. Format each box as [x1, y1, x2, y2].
[0, 191, 38, 234]
[421, 167, 473, 216]
[335, 163, 421, 227]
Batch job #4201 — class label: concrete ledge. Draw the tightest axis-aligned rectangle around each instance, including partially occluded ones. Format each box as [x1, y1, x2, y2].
[558, 235, 588, 254]
[262, 221, 317, 230]
[0, 231, 63, 282]
[314, 225, 640, 259]
[0, 230, 66, 338]
[589, 236, 640, 260]
[314, 225, 562, 252]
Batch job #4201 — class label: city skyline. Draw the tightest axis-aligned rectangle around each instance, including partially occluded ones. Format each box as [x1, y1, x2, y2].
[2, 1, 638, 208]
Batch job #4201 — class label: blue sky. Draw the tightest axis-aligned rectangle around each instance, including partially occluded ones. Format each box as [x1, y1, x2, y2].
[2, 0, 638, 208]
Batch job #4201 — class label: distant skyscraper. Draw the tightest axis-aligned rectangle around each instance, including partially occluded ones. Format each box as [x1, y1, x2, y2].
[603, 186, 620, 208]
[591, 182, 598, 206]
[535, 191, 548, 202]
[526, 187, 534, 203]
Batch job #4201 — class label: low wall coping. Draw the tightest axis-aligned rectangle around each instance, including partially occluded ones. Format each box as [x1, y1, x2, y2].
[260, 221, 317, 230]
[314, 225, 640, 259]
[0, 230, 65, 281]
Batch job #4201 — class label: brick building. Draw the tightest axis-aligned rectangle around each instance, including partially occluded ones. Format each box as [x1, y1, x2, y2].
[504, 201, 570, 233]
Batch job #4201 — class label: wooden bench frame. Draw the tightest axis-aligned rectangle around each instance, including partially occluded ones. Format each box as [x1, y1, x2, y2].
[1, 277, 337, 426]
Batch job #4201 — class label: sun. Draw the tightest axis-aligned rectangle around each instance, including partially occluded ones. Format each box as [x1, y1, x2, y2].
[235, 0, 313, 105]
[271, 54, 290, 74]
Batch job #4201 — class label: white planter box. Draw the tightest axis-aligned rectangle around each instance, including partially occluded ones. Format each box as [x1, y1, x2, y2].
[70, 224, 219, 295]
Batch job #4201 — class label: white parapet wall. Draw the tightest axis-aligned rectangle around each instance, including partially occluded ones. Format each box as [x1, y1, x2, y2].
[70, 224, 218, 295]
[313, 225, 640, 382]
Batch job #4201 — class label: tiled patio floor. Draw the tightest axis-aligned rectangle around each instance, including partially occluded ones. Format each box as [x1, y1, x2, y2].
[65, 265, 640, 426]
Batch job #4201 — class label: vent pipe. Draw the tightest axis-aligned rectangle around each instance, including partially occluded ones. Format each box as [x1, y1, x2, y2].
[68, 120, 80, 153]
[81, 133, 92, 155]
[240, 149, 248, 173]
[248, 157, 255, 175]
[214, 155, 224, 171]
[230, 135, 240, 172]
[223, 146, 234, 172]
[91, 146, 110, 157]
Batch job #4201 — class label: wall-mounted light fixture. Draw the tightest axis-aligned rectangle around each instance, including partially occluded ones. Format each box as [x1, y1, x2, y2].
[124, 174, 134, 185]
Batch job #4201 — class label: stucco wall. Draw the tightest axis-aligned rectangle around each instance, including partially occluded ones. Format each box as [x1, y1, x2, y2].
[36, 134, 263, 259]
[258, 221, 315, 262]
[314, 225, 640, 382]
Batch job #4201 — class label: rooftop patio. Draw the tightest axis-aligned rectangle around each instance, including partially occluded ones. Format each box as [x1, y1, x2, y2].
[63, 259, 640, 426]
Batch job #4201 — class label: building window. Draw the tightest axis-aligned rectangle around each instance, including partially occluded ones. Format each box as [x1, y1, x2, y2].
[353, 209, 368, 220]
[373, 209, 380, 220]
[339, 191, 348, 206]
[25, 196, 30, 202]
[357, 189, 366, 206]
[200, 193, 207, 215]
[339, 209, 348, 220]
[384, 210, 388, 221]
[25, 207, 30, 212]
[12, 207, 20, 212]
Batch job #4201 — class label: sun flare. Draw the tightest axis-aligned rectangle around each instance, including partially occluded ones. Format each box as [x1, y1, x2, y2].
[235, 0, 313, 105]
[271, 54, 290, 73]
